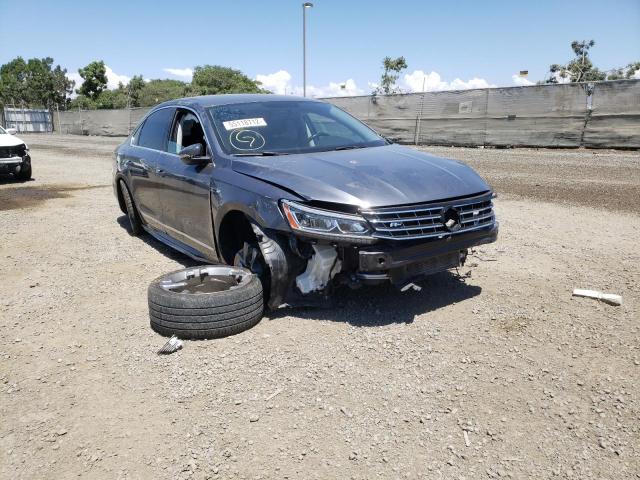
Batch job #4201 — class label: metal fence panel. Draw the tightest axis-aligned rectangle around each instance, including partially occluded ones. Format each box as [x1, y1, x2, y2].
[55, 107, 150, 136]
[4, 108, 53, 132]
[582, 80, 640, 148]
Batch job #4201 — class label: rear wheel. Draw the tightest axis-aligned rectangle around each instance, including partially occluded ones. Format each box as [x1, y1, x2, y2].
[120, 180, 143, 236]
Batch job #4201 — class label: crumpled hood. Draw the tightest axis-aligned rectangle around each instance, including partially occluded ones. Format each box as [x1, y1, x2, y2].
[0, 134, 25, 148]
[232, 144, 491, 208]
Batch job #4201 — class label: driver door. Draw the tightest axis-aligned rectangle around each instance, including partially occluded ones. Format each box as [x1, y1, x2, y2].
[154, 108, 216, 259]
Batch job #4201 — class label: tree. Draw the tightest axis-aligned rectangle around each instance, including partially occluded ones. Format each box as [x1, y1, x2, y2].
[376, 56, 408, 95]
[77, 61, 108, 100]
[607, 61, 640, 80]
[137, 79, 189, 107]
[547, 40, 606, 83]
[190, 65, 265, 95]
[0, 56, 73, 108]
[127, 75, 146, 107]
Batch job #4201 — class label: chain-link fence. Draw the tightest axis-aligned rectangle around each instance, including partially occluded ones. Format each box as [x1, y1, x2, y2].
[48, 79, 639, 148]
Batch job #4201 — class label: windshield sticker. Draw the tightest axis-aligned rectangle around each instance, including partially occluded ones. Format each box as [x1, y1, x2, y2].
[223, 118, 267, 131]
[229, 129, 266, 150]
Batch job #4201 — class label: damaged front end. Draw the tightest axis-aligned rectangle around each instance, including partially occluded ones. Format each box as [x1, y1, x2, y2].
[254, 193, 498, 309]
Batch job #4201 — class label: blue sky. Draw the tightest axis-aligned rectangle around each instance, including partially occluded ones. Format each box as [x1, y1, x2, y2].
[1, 0, 639, 96]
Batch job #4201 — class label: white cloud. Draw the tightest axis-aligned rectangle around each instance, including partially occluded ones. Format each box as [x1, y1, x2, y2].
[105, 66, 130, 89]
[403, 70, 496, 92]
[163, 67, 194, 80]
[256, 70, 292, 94]
[316, 79, 364, 97]
[512, 74, 535, 86]
[254, 70, 364, 97]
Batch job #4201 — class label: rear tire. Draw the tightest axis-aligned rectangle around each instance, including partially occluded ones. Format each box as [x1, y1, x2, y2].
[120, 180, 143, 236]
[148, 265, 264, 339]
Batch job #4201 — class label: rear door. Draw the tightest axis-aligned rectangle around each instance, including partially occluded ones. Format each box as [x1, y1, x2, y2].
[154, 108, 216, 259]
[126, 107, 175, 226]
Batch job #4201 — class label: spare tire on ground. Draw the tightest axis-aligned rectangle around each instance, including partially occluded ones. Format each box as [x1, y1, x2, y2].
[148, 265, 264, 340]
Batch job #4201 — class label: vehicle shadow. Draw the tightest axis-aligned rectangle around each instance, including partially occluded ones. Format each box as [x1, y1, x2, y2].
[0, 174, 34, 184]
[116, 215, 199, 268]
[267, 271, 482, 327]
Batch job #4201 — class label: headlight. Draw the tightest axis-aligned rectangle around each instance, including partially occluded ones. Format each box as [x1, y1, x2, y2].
[281, 200, 372, 240]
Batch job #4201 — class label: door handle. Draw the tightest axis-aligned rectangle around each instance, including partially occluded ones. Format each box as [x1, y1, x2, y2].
[156, 168, 165, 176]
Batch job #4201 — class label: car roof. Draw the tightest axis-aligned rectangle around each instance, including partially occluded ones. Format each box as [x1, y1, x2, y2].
[156, 94, 323, 109]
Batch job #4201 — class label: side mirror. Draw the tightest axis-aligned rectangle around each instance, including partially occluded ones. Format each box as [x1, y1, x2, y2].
[6, 128, 17, 135]
[178, 143, 211, 165]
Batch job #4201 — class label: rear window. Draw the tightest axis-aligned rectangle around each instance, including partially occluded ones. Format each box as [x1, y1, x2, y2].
[136, 108, 174, 151]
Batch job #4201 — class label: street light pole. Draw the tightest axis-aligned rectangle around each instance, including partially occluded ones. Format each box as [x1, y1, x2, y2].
[302, 2, 313, 97]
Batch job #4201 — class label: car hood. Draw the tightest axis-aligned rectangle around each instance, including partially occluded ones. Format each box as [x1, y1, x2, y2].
[232, 144, 491, 208]
[0, 134, 25, 148]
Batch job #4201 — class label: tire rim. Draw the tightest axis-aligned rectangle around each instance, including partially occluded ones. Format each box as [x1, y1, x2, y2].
[158, 265, 252, 294]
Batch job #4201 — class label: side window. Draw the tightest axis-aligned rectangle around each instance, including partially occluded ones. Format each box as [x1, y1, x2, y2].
[137, 108, 174, 151]
[168, 110, 207, 154]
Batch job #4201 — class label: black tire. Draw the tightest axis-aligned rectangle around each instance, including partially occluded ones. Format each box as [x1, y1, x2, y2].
[119, 180, 143, 236]
[148, 265, 264, 339]
[15, 162, 32, 181]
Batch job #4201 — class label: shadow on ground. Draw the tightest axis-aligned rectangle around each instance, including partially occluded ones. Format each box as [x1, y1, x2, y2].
[268, 272, 481, 326]
[116, 215, 199, 268]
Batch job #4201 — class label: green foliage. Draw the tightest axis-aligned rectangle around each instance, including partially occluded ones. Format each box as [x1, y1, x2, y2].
[376, 56, 408, 95]
[0, 56, 73, 108]
[607, 61, 640, 80]
[191, 65, 266, 95]
[127, 75, 146, 107]
[77, 61, 108, 100]
[4, 58, 266, 111]
[547, 40, 606, 83]
[138, 79, 189, 106]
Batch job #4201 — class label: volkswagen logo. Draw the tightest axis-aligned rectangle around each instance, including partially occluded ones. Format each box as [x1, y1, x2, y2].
[443, 208, 462, 232]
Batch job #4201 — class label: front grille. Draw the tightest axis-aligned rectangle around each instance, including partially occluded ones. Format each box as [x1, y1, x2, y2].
[0, 145, 26, 159]
[361, 194, 495, 240]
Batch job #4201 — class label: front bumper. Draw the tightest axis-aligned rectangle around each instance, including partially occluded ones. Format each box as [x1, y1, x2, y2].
[0, 155, 29, 174]
[355, 222, 498, 284]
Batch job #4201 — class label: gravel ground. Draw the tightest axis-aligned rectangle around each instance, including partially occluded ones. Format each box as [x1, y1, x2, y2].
[1, 135, 639, 479]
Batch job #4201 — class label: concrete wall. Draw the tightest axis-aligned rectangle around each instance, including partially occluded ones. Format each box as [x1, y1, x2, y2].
[52, 79, 640, 148]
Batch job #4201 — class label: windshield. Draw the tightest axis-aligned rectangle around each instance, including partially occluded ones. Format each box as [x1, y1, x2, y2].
[207, 100, 386, 155]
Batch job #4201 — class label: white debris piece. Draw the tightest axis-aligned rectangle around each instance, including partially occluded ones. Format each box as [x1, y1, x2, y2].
[572, 289, 623, 306]
[157, 335, 183, 354]
[296, 244, 341, 294]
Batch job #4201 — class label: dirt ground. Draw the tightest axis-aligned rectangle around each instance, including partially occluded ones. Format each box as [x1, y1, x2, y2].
[1, 134, 639, 479]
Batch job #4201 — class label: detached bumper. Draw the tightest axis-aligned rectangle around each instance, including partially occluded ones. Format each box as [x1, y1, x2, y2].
[356, 223, 498, 284]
